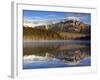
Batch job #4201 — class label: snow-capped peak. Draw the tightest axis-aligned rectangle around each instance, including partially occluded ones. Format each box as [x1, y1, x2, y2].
[67, 16, 80, 21]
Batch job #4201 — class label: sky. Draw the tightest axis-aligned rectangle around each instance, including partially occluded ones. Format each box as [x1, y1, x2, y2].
[23, 10, 91, 27]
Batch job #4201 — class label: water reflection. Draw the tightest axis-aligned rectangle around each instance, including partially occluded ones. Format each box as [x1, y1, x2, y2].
[23, 40, 91, 69]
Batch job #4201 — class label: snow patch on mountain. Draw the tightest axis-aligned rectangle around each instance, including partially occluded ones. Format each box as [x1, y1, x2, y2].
[67, 16, 80, 21]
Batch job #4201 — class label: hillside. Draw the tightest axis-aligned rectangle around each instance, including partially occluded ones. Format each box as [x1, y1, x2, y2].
[23, 27, 62, 40]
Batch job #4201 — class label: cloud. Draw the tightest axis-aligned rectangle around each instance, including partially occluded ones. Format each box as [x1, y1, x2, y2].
[23, 16, 51, 27]
[45, 15, 57, 19]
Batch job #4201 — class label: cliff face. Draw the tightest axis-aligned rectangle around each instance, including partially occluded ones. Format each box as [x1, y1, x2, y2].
[33, 19, 90, 33]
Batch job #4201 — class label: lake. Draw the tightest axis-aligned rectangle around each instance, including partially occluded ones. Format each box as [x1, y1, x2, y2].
[23, 40, 91, 69]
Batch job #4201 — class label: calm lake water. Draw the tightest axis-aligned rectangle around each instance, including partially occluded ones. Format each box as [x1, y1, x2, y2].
[23, 40, 91, 69]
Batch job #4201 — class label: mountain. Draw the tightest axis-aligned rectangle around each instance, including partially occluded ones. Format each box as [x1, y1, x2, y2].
[33, 19, 90, 33]
[53, 19, 90, 33]
[23, 19, 90, 40]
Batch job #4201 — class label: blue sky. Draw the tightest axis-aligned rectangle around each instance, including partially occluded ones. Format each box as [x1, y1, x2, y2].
[23, 10, 91, 25]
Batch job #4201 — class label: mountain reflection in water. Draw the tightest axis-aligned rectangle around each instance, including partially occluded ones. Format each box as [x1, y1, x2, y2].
[23, 40, 91, 69]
